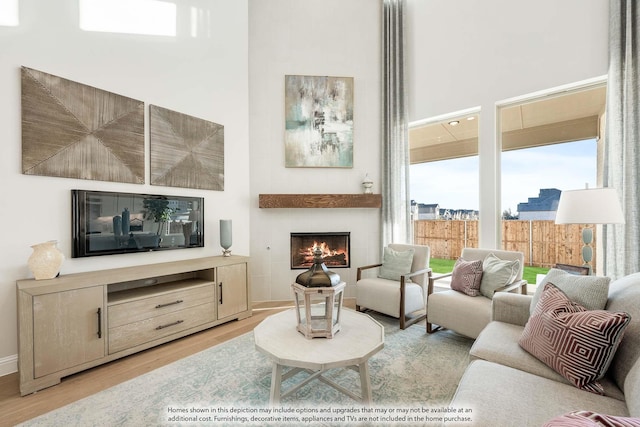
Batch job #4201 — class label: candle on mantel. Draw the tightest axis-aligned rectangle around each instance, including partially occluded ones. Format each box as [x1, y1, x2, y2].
[220, 219, 232, 256]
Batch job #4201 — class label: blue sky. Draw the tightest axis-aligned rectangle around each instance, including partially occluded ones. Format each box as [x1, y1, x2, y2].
[410, 139, 597, 213]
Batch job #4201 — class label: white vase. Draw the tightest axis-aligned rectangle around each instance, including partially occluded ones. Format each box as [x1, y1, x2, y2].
[28, 240, 65, 280]
[362, 173, 373, 194]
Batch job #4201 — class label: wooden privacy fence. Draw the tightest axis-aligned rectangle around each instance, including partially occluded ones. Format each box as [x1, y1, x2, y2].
[413, 220, 595, 269]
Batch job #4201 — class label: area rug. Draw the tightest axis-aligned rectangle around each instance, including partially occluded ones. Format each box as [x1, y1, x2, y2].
[20, 312, 472, 426]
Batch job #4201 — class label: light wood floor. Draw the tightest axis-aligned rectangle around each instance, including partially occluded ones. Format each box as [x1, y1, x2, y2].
[1, 300, 348, 427]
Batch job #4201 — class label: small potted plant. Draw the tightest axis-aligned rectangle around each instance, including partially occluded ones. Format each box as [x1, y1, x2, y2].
[143, 198, 174, 246]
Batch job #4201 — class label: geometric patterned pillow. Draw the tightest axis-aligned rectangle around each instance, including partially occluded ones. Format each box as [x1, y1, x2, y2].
[542, 411, 640, 427]
[519, 283, 631, 395]
[450, 257, 483, 296]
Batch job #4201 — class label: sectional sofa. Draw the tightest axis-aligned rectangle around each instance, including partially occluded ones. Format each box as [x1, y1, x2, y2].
[447, 270, 640, 426]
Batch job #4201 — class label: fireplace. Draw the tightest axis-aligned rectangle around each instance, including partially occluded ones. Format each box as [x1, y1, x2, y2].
[290, 232, 350, 269]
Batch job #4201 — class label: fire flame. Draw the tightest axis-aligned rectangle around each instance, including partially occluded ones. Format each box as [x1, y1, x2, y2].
[293, 237, 349, 268]
[299, 241, 347, 261]
[309, 241, 337, 257]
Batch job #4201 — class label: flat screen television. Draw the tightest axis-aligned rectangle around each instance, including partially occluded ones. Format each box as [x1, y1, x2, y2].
[72, 189, 204, 258]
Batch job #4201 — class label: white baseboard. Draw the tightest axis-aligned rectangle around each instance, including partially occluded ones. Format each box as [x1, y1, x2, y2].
[0, 354, 18, 377]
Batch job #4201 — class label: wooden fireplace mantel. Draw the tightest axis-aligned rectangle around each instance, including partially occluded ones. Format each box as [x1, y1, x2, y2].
[258, 194, 382, 209]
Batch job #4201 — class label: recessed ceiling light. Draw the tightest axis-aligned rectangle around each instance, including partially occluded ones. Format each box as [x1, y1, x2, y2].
[448, 120, 460, 126]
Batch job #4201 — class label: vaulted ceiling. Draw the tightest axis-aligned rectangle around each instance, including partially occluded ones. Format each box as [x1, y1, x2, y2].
[409, 85, 607, 164]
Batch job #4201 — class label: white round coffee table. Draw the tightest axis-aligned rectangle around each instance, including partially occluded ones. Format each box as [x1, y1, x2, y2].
[254, 308, 384, 405]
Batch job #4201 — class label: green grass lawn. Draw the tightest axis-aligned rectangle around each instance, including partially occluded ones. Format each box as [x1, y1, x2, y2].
[430, 258, 548, 285]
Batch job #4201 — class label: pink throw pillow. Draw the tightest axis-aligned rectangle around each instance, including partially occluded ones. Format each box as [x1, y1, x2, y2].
[450, 257, 483, 297]
[519, 283, 630, 395]
[543, 411, 640, 427]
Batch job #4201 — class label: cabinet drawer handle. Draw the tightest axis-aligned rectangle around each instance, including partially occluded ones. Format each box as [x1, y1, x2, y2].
[155, 320, 184, 330]
[155, 299, 183, 309]
[97, 307, 102, 339]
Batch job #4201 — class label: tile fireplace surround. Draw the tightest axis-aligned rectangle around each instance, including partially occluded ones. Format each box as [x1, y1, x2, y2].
[290, 232, 350, 269]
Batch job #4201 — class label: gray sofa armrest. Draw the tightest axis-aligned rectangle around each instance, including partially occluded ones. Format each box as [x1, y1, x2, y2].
[492, 292, 532, 326]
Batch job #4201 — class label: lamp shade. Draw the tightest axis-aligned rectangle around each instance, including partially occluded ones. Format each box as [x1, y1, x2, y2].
[555, 188, 625, 224]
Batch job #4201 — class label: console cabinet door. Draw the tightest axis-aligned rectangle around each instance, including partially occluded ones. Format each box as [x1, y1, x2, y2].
[33, 286, 105, 377]
[216, 263, 248, 319]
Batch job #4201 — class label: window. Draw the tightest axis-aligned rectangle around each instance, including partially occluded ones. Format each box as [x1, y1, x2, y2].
[502, 140, 597, 220]
[498, 81, 606, 271]
[409, 110, 480, 256]
[79, 0, 176, 36]
[409, 110, 479, 220]
[0, 0, 18, 26]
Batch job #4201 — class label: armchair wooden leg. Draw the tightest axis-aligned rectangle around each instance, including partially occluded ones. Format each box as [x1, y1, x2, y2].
[426, 322, 441, 334]
[401, 313, 426, 330]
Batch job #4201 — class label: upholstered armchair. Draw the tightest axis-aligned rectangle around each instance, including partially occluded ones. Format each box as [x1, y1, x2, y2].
[426, 248, 526, 339]
[356, 244, 431, 329]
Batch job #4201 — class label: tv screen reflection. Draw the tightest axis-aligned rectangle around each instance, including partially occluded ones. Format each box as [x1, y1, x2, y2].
[72, 190, 204, 258]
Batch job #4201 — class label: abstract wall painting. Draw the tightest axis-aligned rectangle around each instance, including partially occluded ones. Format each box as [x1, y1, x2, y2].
[284, 75, 354, 168]
[149, 105, 224, 191]
[21, 67, 145, 183]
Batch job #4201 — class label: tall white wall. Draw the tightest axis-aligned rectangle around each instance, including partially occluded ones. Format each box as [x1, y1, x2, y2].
[247, 0, 609, 301]
[407, 0, 609, 248]
[248, 0, 382, 302]
[0, 0, 249, 374]
[0, 0, 610, 377]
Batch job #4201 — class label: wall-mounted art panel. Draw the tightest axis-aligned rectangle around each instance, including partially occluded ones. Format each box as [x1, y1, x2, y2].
[285, 75, 354, 168]
[21, 67, 145, 183]
[150, 105, 224, 191]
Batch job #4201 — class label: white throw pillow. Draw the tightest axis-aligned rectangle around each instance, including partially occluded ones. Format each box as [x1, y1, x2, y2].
[378, 246, 415, 281]
[479, 253, 520, 298]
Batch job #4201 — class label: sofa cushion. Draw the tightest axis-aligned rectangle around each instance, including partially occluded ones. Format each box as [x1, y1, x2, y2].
[479, 253, 520, 298]
[471, 321, 625, 400]
[378, 246, 414, 281]
[450, 257, 483, 296]
[450, 360, 630, 427]
[542, 411, 640, 427]
[427, 289, 491, 339]
[531, 268, 610, 315]
[519, 283, 631, 395]
[356, 277, 425, 318]
[472, 321, 569, 380]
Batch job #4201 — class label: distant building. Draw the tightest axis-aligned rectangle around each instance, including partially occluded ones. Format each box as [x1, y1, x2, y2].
[440, 208, 479, 220]
[517, 188, 561, 220]
[450, 209, 479, 220]
[410, 201, 478, 220]
[413, 203, 440, 220]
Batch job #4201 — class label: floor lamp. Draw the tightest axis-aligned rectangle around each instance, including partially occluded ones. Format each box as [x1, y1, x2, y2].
[555, 187, 625, 274]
